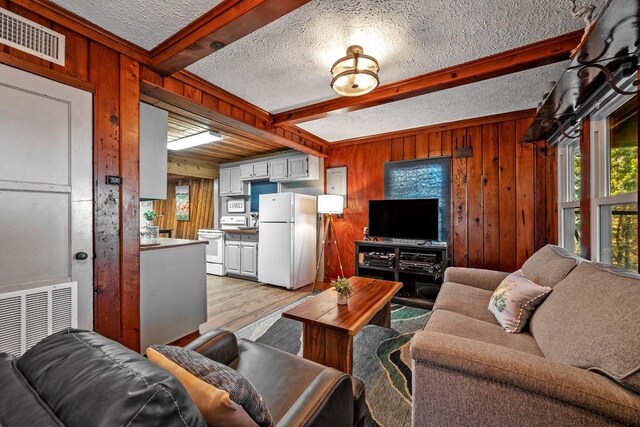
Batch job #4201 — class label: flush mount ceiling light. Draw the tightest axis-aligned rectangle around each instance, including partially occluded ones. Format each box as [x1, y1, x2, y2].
[330, 45, 380, 97]
[167, 131, 223, 151]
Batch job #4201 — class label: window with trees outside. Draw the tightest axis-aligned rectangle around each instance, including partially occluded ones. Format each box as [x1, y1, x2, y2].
[558, 138, 581, 255]
[592, 95, 638, 272]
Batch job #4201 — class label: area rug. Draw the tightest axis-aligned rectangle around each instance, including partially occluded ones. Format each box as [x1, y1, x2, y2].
[235, 297, 430, 427]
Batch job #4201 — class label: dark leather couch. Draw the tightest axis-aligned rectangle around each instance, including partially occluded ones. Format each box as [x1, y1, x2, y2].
[185, 329, 366, 427]
[0, 328, 365, 426]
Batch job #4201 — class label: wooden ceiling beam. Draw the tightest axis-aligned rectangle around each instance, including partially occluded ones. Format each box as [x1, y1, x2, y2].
[141, 80, 328, 157]
[273, 31, 583, 126]
[150, 0, 311, 75]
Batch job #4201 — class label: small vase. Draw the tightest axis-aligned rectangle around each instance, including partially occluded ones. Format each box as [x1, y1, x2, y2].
[337, 293, 348, 305]
[141, 225, 160, 245]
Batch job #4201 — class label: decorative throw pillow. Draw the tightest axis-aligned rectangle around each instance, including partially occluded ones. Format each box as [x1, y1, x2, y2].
[148, 345, 273, 427]
[488, 270, 552, 333]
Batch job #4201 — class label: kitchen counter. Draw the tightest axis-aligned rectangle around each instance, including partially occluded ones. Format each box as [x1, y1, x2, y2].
[140, 238, 207, 351]
[140, 238, 207, 251]
[224, 229, 259, 234]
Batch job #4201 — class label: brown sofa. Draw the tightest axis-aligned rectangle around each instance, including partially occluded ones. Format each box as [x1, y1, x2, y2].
[410, 245, 640, 426]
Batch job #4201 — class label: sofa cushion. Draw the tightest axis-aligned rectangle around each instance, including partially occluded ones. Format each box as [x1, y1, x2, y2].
[16, 329, 206, 427]
[147, 347, 264, 427]
[433, 282, 498, 324]
[488, 270, 552, 333]
[425, 310, 543, 356]
[531, 262, 640, 393]
[521, 245, 580, 288]
[234, 339, 353, 425]
[0, 353, 63, 427]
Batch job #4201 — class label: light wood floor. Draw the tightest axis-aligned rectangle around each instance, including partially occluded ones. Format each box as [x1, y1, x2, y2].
[200, 275, 328, 333]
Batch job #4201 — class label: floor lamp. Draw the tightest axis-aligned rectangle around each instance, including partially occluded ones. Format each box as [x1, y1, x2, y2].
[314, 195, 345, 292]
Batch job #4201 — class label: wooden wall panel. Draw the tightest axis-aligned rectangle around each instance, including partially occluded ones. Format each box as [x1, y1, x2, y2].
[498, 121, 518, 271]
[325, 141, 391, 276]
[119, 56, 141, 351]
[515, 118, 536, 266]
[482, 123, 500, 270]
[452, 128, 468, 267]
[325, 112, 557, 278]
[90, 42, 122, 341]
[467, 126, 483, 267]
[154, 179, 215, 240]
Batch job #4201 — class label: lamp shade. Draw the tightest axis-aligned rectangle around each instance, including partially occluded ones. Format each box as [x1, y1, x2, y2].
[318, 195, 344, 214]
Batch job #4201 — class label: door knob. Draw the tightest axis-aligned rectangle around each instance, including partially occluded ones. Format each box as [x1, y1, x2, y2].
[75, 252, 89, 260]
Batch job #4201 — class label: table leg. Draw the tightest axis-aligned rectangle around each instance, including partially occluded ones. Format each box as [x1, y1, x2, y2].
[369, 301, 392, 329]
[303, 323, 353, 374]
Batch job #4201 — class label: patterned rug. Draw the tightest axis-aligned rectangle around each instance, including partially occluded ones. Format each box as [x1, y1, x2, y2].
[235, 297, 430, 427]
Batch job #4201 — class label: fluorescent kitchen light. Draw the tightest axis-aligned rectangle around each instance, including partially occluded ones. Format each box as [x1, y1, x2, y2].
[167, 131, 223, 150]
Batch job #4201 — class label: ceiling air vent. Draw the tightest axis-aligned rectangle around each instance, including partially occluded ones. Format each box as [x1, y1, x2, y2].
[0, 7, 65, 65]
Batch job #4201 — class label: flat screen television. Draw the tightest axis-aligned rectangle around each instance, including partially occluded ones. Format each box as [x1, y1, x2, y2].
[368, 199, 439, 240]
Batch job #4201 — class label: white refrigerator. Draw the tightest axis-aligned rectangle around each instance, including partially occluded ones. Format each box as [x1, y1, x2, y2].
[258, 193, 317, 289]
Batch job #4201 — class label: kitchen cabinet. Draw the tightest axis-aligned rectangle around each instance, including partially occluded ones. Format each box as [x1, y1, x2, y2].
[220, 167, 248, 195]
[225, 241, 241, 275]
[139, 102, 168, 200]
[269, 154, 320, 182]
[269, 158, 288, 180]
[225, 234, 258, 279]
[240, 242, 258, 277]
[240, 162, 269, 181]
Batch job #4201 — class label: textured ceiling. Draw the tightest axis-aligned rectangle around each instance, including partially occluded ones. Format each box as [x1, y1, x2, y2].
[50, 0, 223, 50]
[297, 61, 569, 142]
[188, 0, 604, 113]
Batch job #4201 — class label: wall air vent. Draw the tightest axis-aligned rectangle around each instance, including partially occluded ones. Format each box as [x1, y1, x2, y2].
[0, 7, 65, 65]
[0, 282, 77, 357]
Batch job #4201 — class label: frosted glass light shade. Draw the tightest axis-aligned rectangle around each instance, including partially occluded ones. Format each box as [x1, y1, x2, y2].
[330, 45, 379, 97]
[318, 194, 344, 214]
[167, 131, 223, 150]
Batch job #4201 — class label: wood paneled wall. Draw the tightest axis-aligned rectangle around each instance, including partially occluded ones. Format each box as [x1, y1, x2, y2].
[0, 0, 142, 350]
[324, 112, 558, 278]
[153, 178, 215, 240]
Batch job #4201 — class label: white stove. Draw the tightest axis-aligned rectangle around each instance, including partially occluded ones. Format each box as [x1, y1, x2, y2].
[220, 215, 247, 230]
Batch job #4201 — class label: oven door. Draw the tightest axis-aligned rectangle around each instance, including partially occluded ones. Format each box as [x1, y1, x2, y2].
[199, 231, 224, 264]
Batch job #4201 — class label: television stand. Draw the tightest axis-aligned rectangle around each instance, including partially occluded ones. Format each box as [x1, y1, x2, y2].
[354, 240, 449, 309]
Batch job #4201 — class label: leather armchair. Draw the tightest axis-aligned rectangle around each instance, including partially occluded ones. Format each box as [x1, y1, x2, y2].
[186, 329, 366, 427]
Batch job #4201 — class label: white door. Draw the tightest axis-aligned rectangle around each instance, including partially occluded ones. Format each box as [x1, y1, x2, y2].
[0, 64, 93, 328]
[219, 169, 230, 195]
[240, 242, 258, 277]
[269, 159, 287, 180]
[258, 223, 292, 288]
[239, 164, 254, 180]
[230, 167, 242, 194]
[288, 155, 308, 178]
[259, 192, 293, 222]
[225, 242, 241, 274]
[253, 162, 269, 179]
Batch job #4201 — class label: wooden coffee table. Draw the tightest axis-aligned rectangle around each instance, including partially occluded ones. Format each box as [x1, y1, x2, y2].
[282, 276, 402, 374]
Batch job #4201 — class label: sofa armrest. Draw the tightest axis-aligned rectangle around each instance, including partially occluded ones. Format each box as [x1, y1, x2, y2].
[410, 331, 640, 426]
[443, 267, 509, 291]
[184, 329, 239, 366]
[276, 370, 354, 427]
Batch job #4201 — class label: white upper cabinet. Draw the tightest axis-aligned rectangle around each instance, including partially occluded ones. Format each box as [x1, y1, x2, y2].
[240, 161, 269, 181]
[221, 153, 320, 186]
[139, 102, 168, 200]
[220, 167, 248, 196]
[269, 158, 288, 180]
[269, 155, 319, 182]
